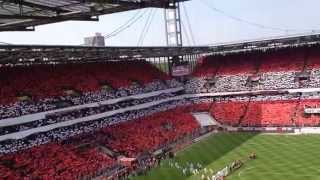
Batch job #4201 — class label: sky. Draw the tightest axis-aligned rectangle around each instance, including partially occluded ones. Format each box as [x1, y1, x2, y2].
[0, 0, 319, 46]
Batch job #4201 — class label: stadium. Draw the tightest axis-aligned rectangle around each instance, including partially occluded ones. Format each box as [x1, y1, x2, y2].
[1, 0, 320, 180]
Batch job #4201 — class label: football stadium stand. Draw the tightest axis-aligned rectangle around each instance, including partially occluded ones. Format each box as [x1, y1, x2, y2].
[3, 38, 320, 178]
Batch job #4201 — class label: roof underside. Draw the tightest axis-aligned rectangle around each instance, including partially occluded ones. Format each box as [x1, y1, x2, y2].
[0, 0, 186, 31]
[1, 32, 320, 64]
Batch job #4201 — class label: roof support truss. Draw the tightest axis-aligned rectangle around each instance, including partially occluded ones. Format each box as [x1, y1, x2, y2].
[8, 0, 70, 14]
[0, 0, 188, 31]
[0, 14, 98, 21]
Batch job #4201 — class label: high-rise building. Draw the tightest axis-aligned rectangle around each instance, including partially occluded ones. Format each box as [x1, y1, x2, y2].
[84, 33, 105, 47]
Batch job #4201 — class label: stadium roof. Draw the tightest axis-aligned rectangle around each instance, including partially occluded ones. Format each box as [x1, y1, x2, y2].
[207, 32, 320, 53]
[1, 32, 320, 64]
[0, 0, 187, 32]
[0, 45, 211, 64]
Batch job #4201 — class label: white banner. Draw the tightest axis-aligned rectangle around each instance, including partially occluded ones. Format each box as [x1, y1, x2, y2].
[172, 65, 191, 76]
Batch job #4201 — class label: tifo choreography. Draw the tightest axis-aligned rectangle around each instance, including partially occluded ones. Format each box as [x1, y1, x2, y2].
[0, 1, 320, 178]
[2, 44, 320, 179]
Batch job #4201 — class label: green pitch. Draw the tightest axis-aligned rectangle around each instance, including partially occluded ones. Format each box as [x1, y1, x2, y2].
[133, 133, 320, 180]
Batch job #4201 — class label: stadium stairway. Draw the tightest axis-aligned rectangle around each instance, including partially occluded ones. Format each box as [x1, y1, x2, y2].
[238, 98, 252, 126]
[97, 144, 117, 158]
[291, 93, 303, 126]
[237, 58, 262, 126]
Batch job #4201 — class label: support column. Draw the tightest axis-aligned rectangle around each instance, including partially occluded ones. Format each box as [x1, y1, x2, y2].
[164, 1, 183, 47]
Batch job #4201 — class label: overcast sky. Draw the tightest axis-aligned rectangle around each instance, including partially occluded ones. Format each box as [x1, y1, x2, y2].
[0, 0, 319, 46]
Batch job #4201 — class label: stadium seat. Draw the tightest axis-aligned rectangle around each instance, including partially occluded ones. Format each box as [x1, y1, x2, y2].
[102, 107, 200, 157]
[0, 61, 171, 105]
[0, 143, 115, 179]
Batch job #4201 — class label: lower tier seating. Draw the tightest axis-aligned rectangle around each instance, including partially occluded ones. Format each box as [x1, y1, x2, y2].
[203, 99, 320, 127]
[0, 103, 200, 178]
[210, 101, 247, 126]
[295, 99, 320, 126]
[1, 96, 320, 179]
[0, 143, 115, 179]
[102, 107, 200, 157]
[241, 101, 298, 127]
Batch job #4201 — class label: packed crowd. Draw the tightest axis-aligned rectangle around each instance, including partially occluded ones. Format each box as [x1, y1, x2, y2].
[2, 45, 320, 179]
[0, 61, 170, 104]
[0, 99, 194, 154]
[0, 60, 183, 119]
[102, 107, 200, 157]
[203, 94, 320, 127]
[2, 92, 320, 154]
[186, 46, 320, 93]
[0, 143, 116, 179]
[0, 78, 182, 120]
[3, 94, 319, 179]
[0, 93, 176, 136]
[0, 100, 201, 179]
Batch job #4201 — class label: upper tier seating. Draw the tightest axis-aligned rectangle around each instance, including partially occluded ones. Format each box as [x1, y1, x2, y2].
[0, 61, 181, 119]
[187, 46, 320, 93]
[307, 47, 320, 69]
[193, 53, 257, 77]
[258, 48, 305, 73]
[0, 61, 170, 105]
[193, 47, 311, 78]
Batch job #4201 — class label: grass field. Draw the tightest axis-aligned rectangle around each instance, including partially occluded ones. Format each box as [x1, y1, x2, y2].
[133, 133, 320, 180]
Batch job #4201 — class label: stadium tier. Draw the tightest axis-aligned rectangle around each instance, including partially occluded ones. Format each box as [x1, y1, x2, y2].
[102, 107, 199, 157]
[186, 46, 320, 94]
[0, 105, 200, 179]
[192, 46, 313, 77]
[0, 60, 181, 119]
[0, 143, 115, 179]
[0, 61, 170, 104]
[2, 44, 320, 179]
